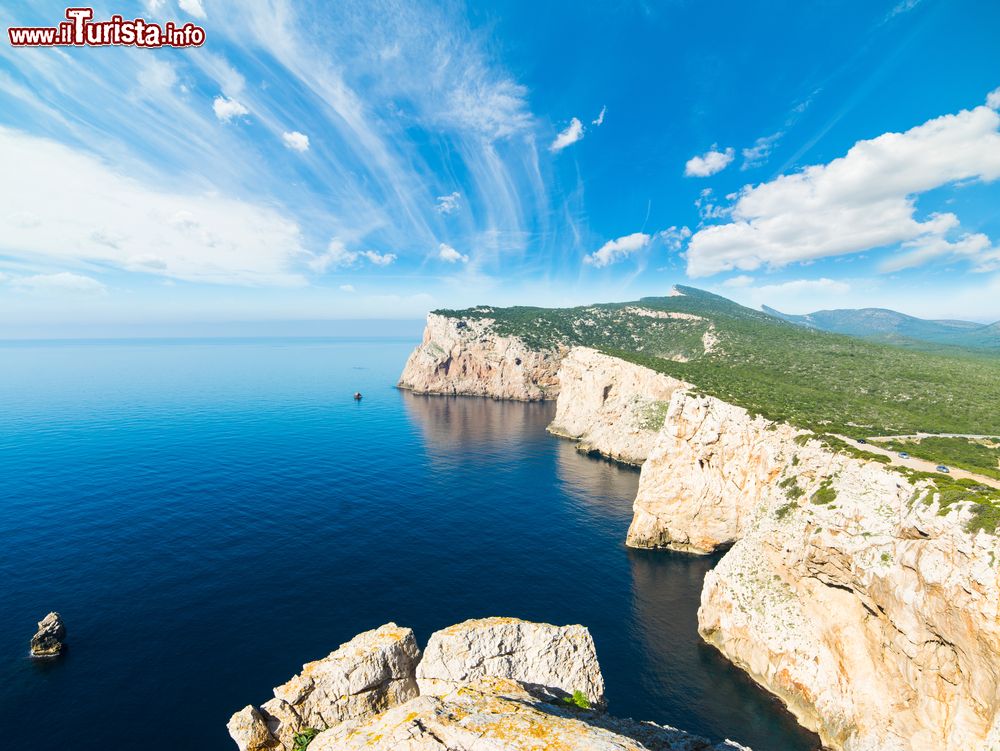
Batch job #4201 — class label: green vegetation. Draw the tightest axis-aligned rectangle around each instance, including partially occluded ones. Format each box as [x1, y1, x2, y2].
[881, 436, 1000, 480]
[557, 690, 591, 710]
[775, 501, 797, 520]
[779, 476, 804, 500]
[293, 729, 320, 750]
[816, 434, 891, 464]
[638, 399, 670, 431]
[906, 471, 1000, 534]
[437, 287, 1000, 437]
[811, 479, 837, 505]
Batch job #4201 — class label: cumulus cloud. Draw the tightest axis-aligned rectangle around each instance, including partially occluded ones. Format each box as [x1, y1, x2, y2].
[309, 239, 396, 271]
[584, 232, 651, 267]
[684, 146, 735, 177]
[213, 96, 249, 122]
[550, 118, 584, 152]
[686, 104, 1000, 277]
[435, 192, 461, 215]
[0, 127, 306, 285]
[282, 131, 310, 152]
[592, 106, 606, 126]
[741, 133, 781, 170]
[438, 243, 468, 263]
[695, 188, 731, 221]
[339, 284, 356, 292]
[4, 272, 107, 295]
[178, 0, 206, 19]
[988, 87, 1000, 110]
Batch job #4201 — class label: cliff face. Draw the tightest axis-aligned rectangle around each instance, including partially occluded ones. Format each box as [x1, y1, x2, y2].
[397, 313, 563, 401]
[397, 329, 1000, 751]
[623, 388, 1000, 751]
[546, 347, 689, 466]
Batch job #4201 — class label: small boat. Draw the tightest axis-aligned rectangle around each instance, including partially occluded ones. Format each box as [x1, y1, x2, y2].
[353, 392, 363, 401]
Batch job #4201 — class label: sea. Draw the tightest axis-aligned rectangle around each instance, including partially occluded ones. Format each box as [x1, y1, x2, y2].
[0, 337, 821, 750]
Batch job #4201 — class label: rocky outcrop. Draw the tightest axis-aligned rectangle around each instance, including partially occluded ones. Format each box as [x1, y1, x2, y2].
[310, 676, 748, 751]
[415, 617, 606, 707]
[30, 612, 66, 657]
[397, 313, 564, 401]
[228, 623, 420, 751]
[230, 618, 748, 751]
[547, 347, 689, 466]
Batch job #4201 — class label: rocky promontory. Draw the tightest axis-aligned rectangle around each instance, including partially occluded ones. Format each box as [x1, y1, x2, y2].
[395, 312, 1000, 751]
[30, 611, 66, 657]
[228, 617, 746, 751]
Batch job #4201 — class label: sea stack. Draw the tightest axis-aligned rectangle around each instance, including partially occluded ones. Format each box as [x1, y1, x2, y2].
[30, 612, 66, 657]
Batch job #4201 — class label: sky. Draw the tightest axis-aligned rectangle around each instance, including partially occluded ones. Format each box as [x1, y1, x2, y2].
[1, 0, 1000, 336]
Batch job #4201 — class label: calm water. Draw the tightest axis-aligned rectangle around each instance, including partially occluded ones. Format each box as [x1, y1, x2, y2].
[0, 338, 820, 751]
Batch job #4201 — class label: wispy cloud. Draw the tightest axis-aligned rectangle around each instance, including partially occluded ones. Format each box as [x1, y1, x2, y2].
[741, 132, 782, 170]
[435, 192, 461, 215]
[592, 106, 607, 126]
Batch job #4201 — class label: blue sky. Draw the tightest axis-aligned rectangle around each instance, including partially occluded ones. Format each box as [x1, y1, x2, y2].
[1, 0, 1000, 335]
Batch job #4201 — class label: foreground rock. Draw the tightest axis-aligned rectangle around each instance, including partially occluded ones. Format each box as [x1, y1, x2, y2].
[30, 612, 66, 657]
[547, 347, 689, 466]
[311, 677, 747, 751]
[229, 618, 747, 751]
[397, 313, 564, 401]
[228, 623, 420, 751]
[415, 616, 606, 707]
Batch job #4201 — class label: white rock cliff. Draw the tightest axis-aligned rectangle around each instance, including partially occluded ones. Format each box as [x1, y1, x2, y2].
[398, 314, 1000, 751]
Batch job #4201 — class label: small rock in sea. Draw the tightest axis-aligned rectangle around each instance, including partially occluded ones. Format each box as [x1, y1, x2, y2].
[30, 612, 66, 657]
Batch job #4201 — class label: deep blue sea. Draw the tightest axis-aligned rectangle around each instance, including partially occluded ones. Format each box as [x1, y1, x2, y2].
[0, 338, 821, 751]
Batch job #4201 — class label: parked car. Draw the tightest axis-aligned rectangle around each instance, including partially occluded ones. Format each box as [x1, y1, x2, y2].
[898, 452, 910, 459]
[857, 439, 867, 444]
[937, 465, 950, 473]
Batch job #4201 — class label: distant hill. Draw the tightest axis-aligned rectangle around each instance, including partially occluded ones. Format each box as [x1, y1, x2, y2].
[436, 286, 1000, 437]
[761, 305, 1000, 352]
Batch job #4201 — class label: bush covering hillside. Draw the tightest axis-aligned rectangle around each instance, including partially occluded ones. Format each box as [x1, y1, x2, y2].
[437, 287, 1000, 437]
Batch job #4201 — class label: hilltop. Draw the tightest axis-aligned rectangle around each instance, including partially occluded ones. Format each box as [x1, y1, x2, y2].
[436, 286, 1000, 438]
[762, 304, 1000, 353]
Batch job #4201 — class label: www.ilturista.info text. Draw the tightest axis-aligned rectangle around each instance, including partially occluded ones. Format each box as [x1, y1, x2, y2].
[8, 8, 206, 48]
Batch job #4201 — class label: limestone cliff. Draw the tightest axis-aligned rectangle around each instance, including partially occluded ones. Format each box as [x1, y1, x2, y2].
[546, 347, 689, 466]
[623, 389, 1000, 751]
[397, 331, 1000, 750]
[229, 618, 745, 751]
[397, 313, 564, 401]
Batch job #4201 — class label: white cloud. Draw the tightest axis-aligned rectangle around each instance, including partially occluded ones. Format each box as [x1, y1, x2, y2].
[178, 0, 206, 19]
[656, 226, 692, 251]
[213, 96, 249, 122]
[361, 250, 396, 266]
[550, 118, 585, 152]
[755, 278, 850, 296]
[435, 192, 461, 215]
[882, 231, 1000, 273]
[584, 232, 651, 267]
[722, 274, 755, 288]
[684, 146, 735, 177]
[888, 0, 921, 18]
[988, 87, 1000, 110]
[282, 131, 310, 152]
[686, 105, 1000, 277]
[0, 127, 306, 285]
[592, 106, 606, 126]
[339, 284, 356, 292]
[309, 240, 396, 271]
[438, 243, 469, 263]
[741, 133, 781, 170]
[695, 188, 731, 221]
[4, 272, 107, 295]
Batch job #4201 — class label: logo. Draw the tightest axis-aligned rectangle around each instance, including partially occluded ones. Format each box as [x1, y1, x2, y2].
[8, 7, 206, 48]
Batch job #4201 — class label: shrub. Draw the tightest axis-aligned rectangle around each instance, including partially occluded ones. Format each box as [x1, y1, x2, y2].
[293, 729, 320, 751]
[558, 690, 591, 710]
